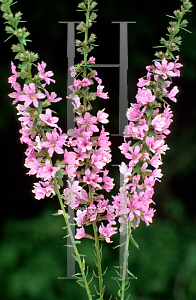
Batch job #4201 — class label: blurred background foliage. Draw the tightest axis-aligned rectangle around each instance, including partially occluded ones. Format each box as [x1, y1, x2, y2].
[0, 0, 196, 299]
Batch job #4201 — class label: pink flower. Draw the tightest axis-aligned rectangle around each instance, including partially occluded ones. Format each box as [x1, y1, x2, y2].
[69, 65, 77, 77]
[32, 182, 47, 200]
[98, 126, 111, 150]
[81, 78, 91, 87]
[137, 78, 150, 87]
[45, 91, 62, 103]
[75, 226, 86, 239]
[174, 56, 183, 77]
[149, 153, 162, 168]
[74, 209, 87, 227]
[95, 85, 109, 99]
[38, 61, 55, 86]
[83, 168, 102, 189]
[76, 112, 98, 133]
[8, 61, 18, 87]
[39, 108, 59, 127]
[97, 109, 109, 124]
[136, 88, 155, 105]
[151, 115, 166, 132]
[8, 82, 21, 105]
[41, 129, 67, 157]
[19, 83, 46, 108]
[127, 145, 142, 166]
[89, 56, 95, 64]
[102, 169, 115, 192]
[167, 86, 179, 103]
[39, 159, 60, 181]
[99, 223, 117, 243]
[154, 58, 177, 80]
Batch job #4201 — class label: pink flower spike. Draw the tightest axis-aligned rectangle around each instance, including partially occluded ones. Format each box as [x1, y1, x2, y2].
[75, 227, 86, 239]
[39, 108, 59, 127]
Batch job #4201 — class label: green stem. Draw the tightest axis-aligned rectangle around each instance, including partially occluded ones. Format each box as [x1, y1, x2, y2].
[120, 220, 131, 300]
[167, 8, 188, 55]
[40, 129, 93, 300]
[92, 220, 104, 300]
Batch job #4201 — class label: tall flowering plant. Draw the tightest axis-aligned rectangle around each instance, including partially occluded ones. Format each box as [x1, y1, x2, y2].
[1, 0, 192, 299]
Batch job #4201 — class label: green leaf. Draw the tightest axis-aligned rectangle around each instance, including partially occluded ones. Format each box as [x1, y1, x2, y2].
[74, 240, 81, 244]
[11, 1, 18, 6]
[56, 170, 63, 178]
[148, 129, 157, 140]
[56, 177, 64, 187]
[92, 269, 99, 278]
[126, 294, 131, 300]
[166, 14, 177, 19]
[168, 51, 175, 60]
[130, 235, 139, 249]
[19, 36, 26, 46]
[127, 269, 136, 278]
[131, 215, 137, 229]
[21, 60, 28, 72]
[159, 76, 166, 86]
[76, 280, 86, 288]
[132, 163, 143, 175]
[32, 118, 38, 132]
[158, 97, 169, 106]
[146, 107, 154, 117]
[37, 100, 42, 114]
[118, 289, 122, 297]
[87, 274, 94, 286]
[152, 45, 165, 48]
[131, 140, 142, 150]
[51, 212, 60, 216]
[180, 27, 192, 33]
[112, 242, 125, 249]
[4, 34, 13, 42]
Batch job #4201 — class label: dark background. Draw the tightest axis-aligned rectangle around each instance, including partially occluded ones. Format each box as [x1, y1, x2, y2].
[0, 1, 196, 299]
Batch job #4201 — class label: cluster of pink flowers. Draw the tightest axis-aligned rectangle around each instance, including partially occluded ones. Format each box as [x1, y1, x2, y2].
[8, 51, 183, 242]
[65, 57, 117, 242]
[112, 56, 182, 233]
[8, 61, 66, 200]
[8, 56, 118, 243]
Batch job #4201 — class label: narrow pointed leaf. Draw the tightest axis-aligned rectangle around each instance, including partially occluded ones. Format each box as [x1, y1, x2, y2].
[76, 280, 86, 288]
[166, 14, 177, 19]
[130, 235, 139, 249]
[148, 129, 157, 140]
[22, 60, 28, 72]
[4, 34, 13, 42]
[180, 27, 192, 33]
[112, 242, 125, 249]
